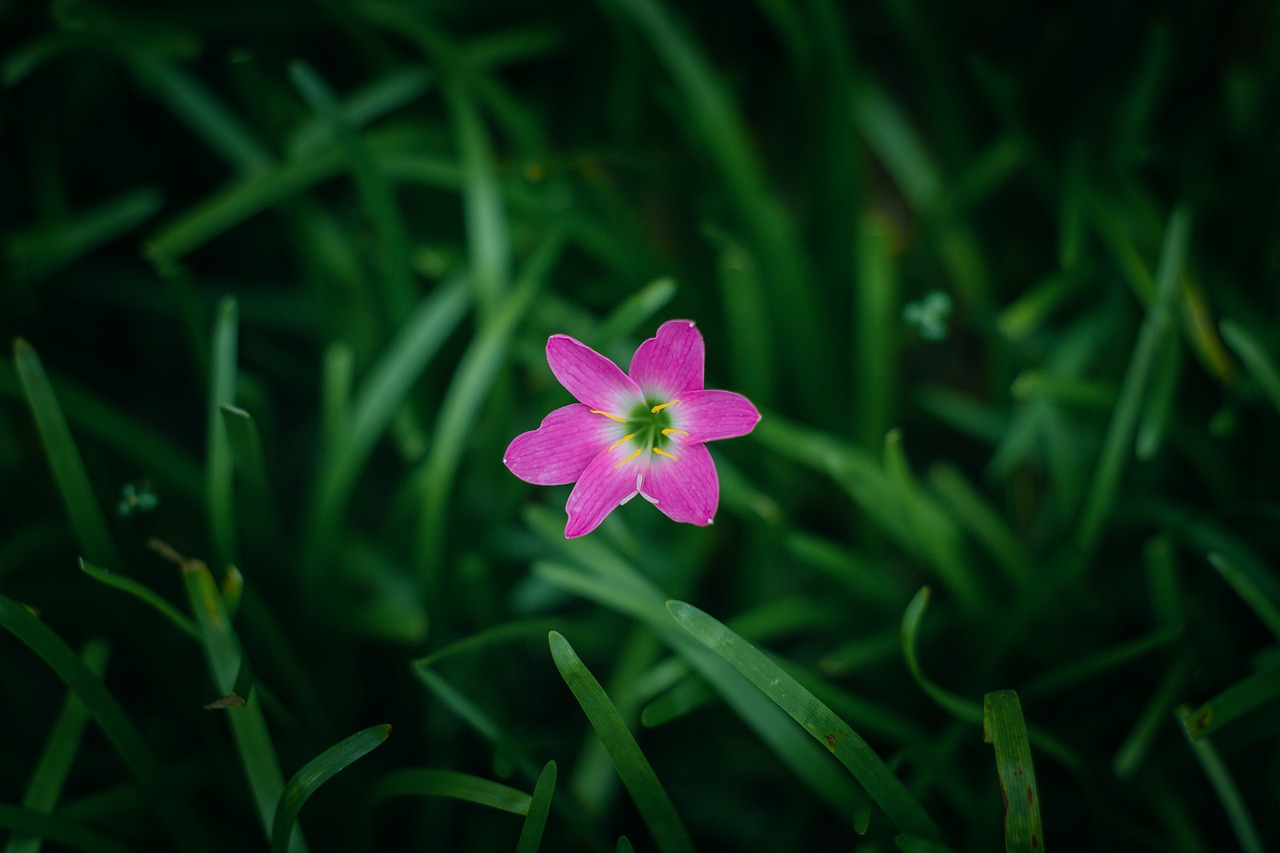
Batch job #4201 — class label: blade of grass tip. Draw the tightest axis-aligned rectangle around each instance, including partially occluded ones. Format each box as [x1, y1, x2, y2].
[515, 761, 557, 853]
[14, 339, 122, 569]
[1182, 660, 1280, 742]
[130, 55, 273, 175]
[444, 77, 510, 318]
[289, 61, 416, 323]
[372, 768, 531, 814]
[6, 639, 109, 853]
[1113, 657, 1189, 778]
[1220, 318, 1280, 419]
[1076, 205, 1191, 555]
[616, 837, 634, 853]
[0, 594, 212, 853]
[854, 215, 898, 450]
[668, 600, 940, 840]
[207, 297, 239, 569]
[80, 558, 201, 641]
[412, 617, 564, 668]
[1134, 327, 1182, 460]
[1207, 552, 1280, 642]
[983, 691, 1045, 853]
[220, 404, 281, 537]
[901, 588, 983, 723]
[6, 187, 163, 281]
[308, 279, 470, 565]
[895, 834, 962, 853]
[271, 724, 391, 853]
[157, 541, 299, 851]
[412, 666, 540, 779]
[0, 804, 137, 853]
[1175, 704, 1265, 853]
[594, 277, 678, 348]
[548, 631, 695, 853]
[417, 228, 564, 591]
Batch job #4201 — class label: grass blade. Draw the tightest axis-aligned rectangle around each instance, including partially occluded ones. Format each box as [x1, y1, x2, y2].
[668, 600, 940, 840]
[1220, 318, 1280, 419]
[0, 594, 211, 853]
[206, 296, 239, 568]
[0, 804, 136, 853]
[372, 769, 531, 814]
[854, 215, 898, 449]
[14, 339, 121, 569]
[548, 630, 695, 853]
[1208, 552, 1280, 642]
[1182, 660, 1280, 741]
[5, 639, 109, 853]
[271, 724, 392, 853]
[1176, 705, 1264, 853]
[6, 187, 163, 281]
[80, 558, 200, 641]
[983, 691, 1044, 853]
[515, 760, 557, 853]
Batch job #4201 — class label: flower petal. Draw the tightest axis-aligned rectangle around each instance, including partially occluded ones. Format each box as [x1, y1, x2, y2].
[639, 442, 718, 526]
[546, 334, 643, 415]
[504, 404, 618, 486]
[629, 319, 704, 398]
[668, 389, 760, 443]
[564, 443, 648, 538]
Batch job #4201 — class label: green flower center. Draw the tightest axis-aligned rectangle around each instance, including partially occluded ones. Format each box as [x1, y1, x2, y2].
[592, 398, 688, 467]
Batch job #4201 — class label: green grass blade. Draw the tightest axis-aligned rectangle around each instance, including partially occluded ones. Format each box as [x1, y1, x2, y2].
[207, 297, 239, 568]
[14, 339, 122, 569]
[6, 187, 163, 281]
[446, 78, 509, 315]
[6, 639, 109, 853]
[0, 804, 137, 853]
[901, 588, 983, 723]
[928, 463, 1029, 587]
[1220, 318, 1280, 419]
[514, 760, 557, 853]
[1176, 704, 1264, 853]
[289, 67, 433, 159]
[1021, 625, 1180, 698]
[411, 617, 563, 668]
[616, 837, 634, 853]
[668, 600, 940, 840]
[271, 724, 392, 853]
[895, 834, 962, 853]
[0, 594, 211, 853]
[594, 276, 678, 347]
[412, 666, 539, 780]
[1208, 552, 1280, 642]
[80, 558, 201, 641]
[548, 631, 695, 853]
[1113, 658, 1188, 778]
[983, 691, 1044, 853]
[1077, 205, 1191, 553]
[372, 769, 532, 814]
[1182, 660, 1280, 741]
[854, 215, 898, 448]
[220, 404, 272, 500]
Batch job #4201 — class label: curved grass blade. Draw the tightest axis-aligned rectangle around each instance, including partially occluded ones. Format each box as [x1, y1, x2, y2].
[271, 724, 392, 853]
[548, 631, 694, 853]
[80, 558, 200, 641]
[1182, 660, 1280, 742]
[595, 277, 677, 348]
[6, 639, 109, 853]
[14, 339, 121, 569]
[6, 187, 163, 281]
[1220, 318, 1280, 419]
[900, 588, 983, 723]
[372, 768, 530, 814]
[1208, 552, 1280, 642]
[668, 601, 940, 840]
[206, 297, 239, 568]
[616, 837, 634, 853]
[412, 617, 562, 668]
[1176, 704, 1264, 853]
[983, 691, 1044, 853]
[0, 594, 211, 853]
[0, 804, 136, 853]
[515, 760, 557, 853]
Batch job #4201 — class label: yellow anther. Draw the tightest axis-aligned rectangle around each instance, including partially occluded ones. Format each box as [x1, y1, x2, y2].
[590, 409, 627, 423]
[650, 399, 680, 414]
[661, 428, 689, 437]
[609, 434, 635, 451]
[613, 448, 643, 468]
[652, 447, 678, 461]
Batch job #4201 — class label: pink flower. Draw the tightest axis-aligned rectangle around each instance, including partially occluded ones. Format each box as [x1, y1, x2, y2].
[505, 320, 761, 538]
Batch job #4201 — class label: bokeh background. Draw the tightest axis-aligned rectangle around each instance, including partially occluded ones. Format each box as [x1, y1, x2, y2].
[3, 0, 1280, 850]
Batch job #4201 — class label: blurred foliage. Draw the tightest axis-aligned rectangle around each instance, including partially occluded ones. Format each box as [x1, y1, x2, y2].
[3, 0, 1280, 850]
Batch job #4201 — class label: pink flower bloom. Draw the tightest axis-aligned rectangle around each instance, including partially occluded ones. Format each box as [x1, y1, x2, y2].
[505, 320, 760, 537]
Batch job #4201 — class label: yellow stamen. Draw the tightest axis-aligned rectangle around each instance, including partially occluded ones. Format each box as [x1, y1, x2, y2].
[661, 428, 689, 437]
[609, 434, 634, 451]
[652, 447, 678, 461]
[650, 399, 680, 414]
[614, 448, 643, 468]
[590, 409, 627, 423]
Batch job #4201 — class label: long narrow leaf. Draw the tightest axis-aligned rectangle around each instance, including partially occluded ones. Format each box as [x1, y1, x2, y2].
[1176, 705, 1264, 853]
[373, 768, 531, 814]
[80, 558, 200, 641]
[206, 297, 239, 567]
[515, 760, 557, 853]
[983, 691, 1044, 853]
[1182, 660, 1280, 741]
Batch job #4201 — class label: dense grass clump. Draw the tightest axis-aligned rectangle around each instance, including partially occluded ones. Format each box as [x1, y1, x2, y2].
[3, 1, 1280, 850]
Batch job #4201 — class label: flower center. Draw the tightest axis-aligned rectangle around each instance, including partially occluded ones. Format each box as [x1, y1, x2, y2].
[590, 398, 688, 467]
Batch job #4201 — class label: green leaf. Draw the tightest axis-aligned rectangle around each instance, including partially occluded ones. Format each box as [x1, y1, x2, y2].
[900, 588, 983, 723]
[13, 339, 121, 569]
[515, 761, 557, 853]
[548, 631, 695, 853]
[895, 834, 962, 853]
[983, 691, 1045, 853]
[206, 296, 240, 568]
[6, 187, 163, 281]
[80, 558, 201, 641]
[1181, 660, 1280, 741]
[1221, 318, 1280, 420]
[0, 803, 137, 853]
[271, 724, 392, 853]
[373, 768, 531, 815]
[1177, 704, 1264, 853]
[0, 594, 211, 853]
[1208, 552, 1280, 642]
[668, 600, 940, 840]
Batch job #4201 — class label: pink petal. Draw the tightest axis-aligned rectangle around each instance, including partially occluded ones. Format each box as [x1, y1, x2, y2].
[639, 442, 718, 526]
[504, 404, 619, 486]
[629, 319, 704, 399]
[546, 335, 643, 416]
[667, 390, 760, 443]
[564, 443, 647, 537]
